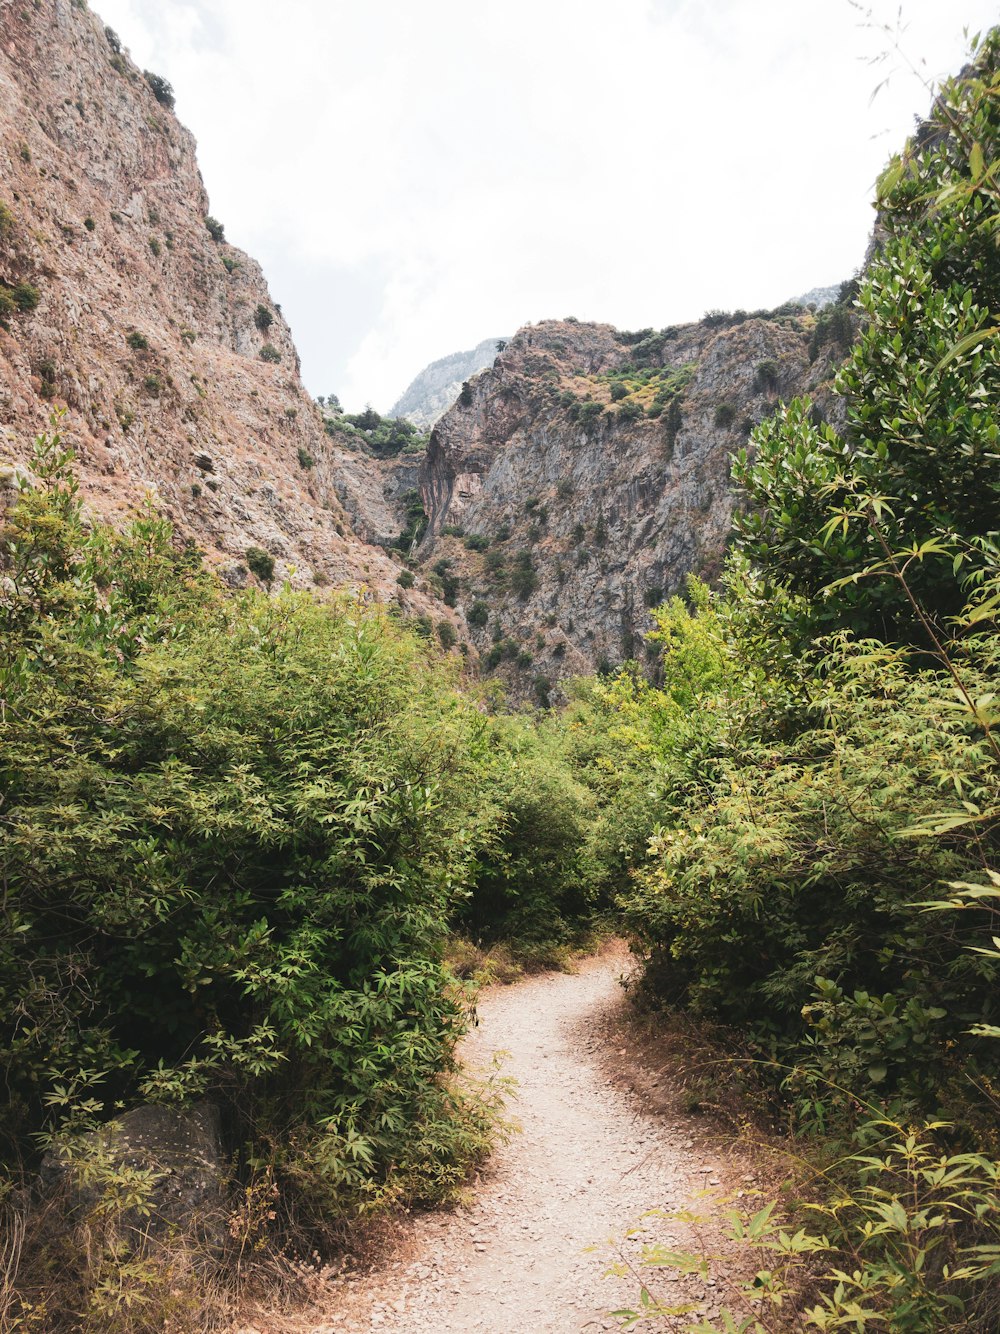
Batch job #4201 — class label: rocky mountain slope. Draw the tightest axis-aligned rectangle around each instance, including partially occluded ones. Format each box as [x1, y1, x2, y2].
[401, 309, 850, 697]
[0, 0, 856, 692]
[0, 0, 456, 627]
[389, 335, 508, 428]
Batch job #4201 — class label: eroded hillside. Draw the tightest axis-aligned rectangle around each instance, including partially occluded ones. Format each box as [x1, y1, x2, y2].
[0, 0, 454, 624]
[406, 309, 850, 695]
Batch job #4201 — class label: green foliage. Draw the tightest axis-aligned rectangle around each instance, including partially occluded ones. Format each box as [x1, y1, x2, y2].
[254, 303, 273, 332]
[245, 544, 275, 583]
[0, 429, 536, 1247]
[510, 550, 538, 599]
[391, 489, 427, 554]
[142, 71, 174, 109]
[125, 331, 148, 351]
[608, 1119, 1000, 1332]
[205, 215, 225, 243]
[596, 43, 1000, 1331]
[340, 409, 428, 459]
[296, 445, 314, 469]
[259, 344, 281, 364]
[468, 601, 489, 628]
[713, 402, 736, 429]
[396, 568, 415, 589]
[0, 281, 39, 321]
[735, 38, 1000, 651]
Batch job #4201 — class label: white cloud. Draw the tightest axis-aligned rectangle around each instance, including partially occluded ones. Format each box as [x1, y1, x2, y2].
[95, 0, 998, 410]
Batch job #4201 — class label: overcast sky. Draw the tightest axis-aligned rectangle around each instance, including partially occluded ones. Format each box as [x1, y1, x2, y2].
[94, 0, 996, 412]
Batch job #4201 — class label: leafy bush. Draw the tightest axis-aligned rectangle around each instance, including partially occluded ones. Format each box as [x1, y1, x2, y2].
[254, 303, 273, 332]
[245, 545, 275, 583]
[468, 601, 489, 627]
[396, 569, 415, 589]
[259, 344, 281, 364]
[735, 40, 1000, 652]
[297, 446, 314, 469]
[126, 331, 148, 351]
[204, 215, 225, 243]
[510, 551, 538, 599]
[0, 281, 39, 321]
[0, 429, 524, 1254]
[713, 401, 736, 429]
[143, 70, 175, 108]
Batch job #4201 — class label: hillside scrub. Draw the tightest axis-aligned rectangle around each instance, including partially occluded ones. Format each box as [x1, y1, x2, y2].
[0, 426, 599, 1324]
[597, 36, 1000, 1331]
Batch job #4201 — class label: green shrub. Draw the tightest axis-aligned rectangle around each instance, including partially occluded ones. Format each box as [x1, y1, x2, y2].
[510, 551, 538, 599]
[126, 331, 148, 351]
[0, 431, 521, 1264]
[396, 569, 415, 589]
[297, 446, 314, 469]
[437, 620, 457, 650]
[463, 533, 489, 552]
[713, 401, 737, 429]
[467, 601, 489, 627]
[254, 304, 273, 332]
[205, 215, 225, 243]
[1, 282, 40, 318]
[259, 344, 281, 364]
[245, 545, 275, 583]
[143, 70, 175, 108]
[0, 202, 14, 235]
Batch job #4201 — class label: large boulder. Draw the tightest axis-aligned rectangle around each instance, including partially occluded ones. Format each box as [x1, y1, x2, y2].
[42, 1102, 227, 1247]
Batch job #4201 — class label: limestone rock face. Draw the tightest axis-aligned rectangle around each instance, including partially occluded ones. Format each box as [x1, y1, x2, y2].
[0, 0, 447, 620]
[389, 336, 509, 429]
[413, 315, 843, 692]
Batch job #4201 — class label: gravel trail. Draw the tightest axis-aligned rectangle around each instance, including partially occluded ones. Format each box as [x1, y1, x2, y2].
[318, 947, 744, 1332]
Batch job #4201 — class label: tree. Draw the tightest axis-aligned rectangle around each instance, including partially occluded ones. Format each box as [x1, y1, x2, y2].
[734, 35, 1000, 649]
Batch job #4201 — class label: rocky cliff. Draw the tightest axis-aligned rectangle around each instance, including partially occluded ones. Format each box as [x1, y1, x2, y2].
[0, 0, 454, 623]
[406, 311, 849, 697]
[389, 336, 508, 429]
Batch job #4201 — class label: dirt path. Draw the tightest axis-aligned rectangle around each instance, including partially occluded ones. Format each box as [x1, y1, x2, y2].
[294, 945, 756, 1334]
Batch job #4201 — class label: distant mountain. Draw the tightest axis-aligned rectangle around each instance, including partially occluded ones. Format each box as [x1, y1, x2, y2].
[788, 284, 842, 309]
[389, 337, 509, 429]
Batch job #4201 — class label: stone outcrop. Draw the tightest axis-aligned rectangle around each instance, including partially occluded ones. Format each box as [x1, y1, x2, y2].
[409, 313, 846, 694]
[42, 1103, 226, 1246]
